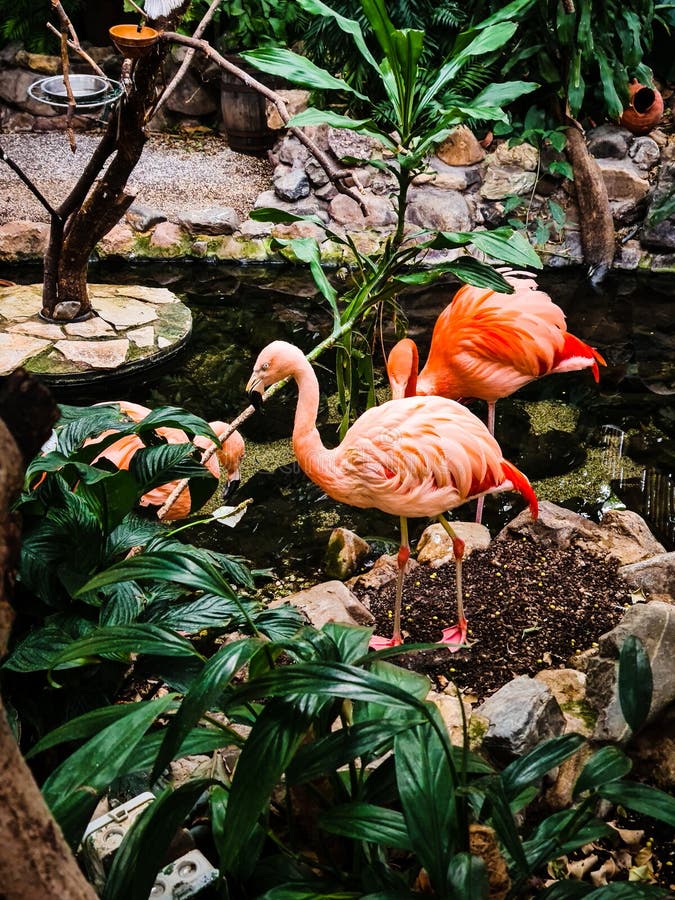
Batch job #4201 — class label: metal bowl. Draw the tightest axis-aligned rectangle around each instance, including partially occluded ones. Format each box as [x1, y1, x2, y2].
[41, 74, 110, 100]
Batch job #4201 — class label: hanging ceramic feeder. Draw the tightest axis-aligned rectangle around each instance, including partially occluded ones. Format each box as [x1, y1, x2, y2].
[620, 79, 664, 136]
[109, 24, 159, 58]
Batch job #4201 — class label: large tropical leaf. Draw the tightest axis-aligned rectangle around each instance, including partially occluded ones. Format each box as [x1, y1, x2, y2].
[395, 722, 458, 894]
[42, 694, 176, 847]
[219, 694, 325, 872]
[574, 746, 632, 797]
[319, 802, 412, 850]
[46, 623, 202, 673]
[501, 734, 587, 803]
[151, 637, 262, 780]
[598, 780, 675, 827]
[618, 634, 653, 733]
[243, 48, 366, 98]
[287, 107, 396, 150]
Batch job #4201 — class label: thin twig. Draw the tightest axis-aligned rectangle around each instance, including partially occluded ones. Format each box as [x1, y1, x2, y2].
[152, 0, 221, 119]
[0, 145, 62, 219]
[46, 23, 107, 77]
[161, 31, 368, 212]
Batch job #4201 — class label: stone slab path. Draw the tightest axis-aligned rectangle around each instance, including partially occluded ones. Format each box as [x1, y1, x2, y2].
[0, 283, 191, 384]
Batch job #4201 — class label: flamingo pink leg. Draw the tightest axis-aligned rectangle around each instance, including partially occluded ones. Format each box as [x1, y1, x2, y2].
[475, 401, 497, 525]
[370, 516, 409, 650]
[436, 514, 467, 651]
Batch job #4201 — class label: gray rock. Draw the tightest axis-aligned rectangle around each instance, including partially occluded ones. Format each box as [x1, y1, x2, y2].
[274, 167, 311, 202]
[324, 527, 370, 580]
[406, 188, 473, 232]
[126, 203, 166, 232]
[0, 68, 58, 116]
[178, 206, 240, 236]
[587, 124, 633, 159]
[164, 69, 218, 117]
[501, 501, 664, 567]
[629, 136, 660, 170]
[416, 521, 490, 567]
[476, 675, 566, 761]
[254, 189, 328, 221]
[641, 162, 675, 251]
[599, 509, 666, 565]
[305, 156, 330, 187]
[277, 136, 309, 167]
[347, 553, 418, 594]
[327, 126, 380, 163]
[328, 193, 397, 228]
[270, 580, 375, 629]
[619, 552, 675, 604]
[596, 158, 649, 203]
[480, 165, 536, 200]
[588, 601, 675, 742]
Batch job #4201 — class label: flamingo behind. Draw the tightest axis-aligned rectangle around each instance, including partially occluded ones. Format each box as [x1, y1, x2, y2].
[387, 273, 605, 521]
[88, 401, 245, 521]
[246, 341, 538, 650]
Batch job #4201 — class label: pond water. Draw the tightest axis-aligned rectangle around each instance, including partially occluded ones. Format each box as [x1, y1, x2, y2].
[10, 262, 675, 591]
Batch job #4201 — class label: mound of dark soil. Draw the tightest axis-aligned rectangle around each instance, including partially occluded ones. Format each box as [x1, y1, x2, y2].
[355, 535, 631, 701]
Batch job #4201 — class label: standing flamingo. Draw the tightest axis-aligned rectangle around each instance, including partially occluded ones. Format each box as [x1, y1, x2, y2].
[388, 272, 606, 424]
[387, 272, 605, 521]
[87, 401, 245, 521]
[246, 341, 538, 650]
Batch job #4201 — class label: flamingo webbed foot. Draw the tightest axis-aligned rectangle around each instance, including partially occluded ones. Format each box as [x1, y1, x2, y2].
[369, 634, 403, 650]
[438, 619, 469, 652]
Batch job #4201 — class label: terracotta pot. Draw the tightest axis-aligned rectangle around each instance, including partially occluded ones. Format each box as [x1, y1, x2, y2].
[619, 79, 664, 135]
[109, 24, 159, 58]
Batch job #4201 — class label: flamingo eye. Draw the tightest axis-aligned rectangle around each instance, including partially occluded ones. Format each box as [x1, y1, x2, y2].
[261, 362, 270, 371]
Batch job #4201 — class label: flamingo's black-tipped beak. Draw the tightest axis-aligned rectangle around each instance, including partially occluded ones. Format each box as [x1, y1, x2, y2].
[246, 375, 264, 410]
[221, 474, 240, 501]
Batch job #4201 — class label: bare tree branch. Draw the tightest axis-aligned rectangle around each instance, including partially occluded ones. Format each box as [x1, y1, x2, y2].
[46, 22, 107, 77]
[162, 31, 368, 212]
[0, 145, 62, 219]
[152, 0, 221, 118]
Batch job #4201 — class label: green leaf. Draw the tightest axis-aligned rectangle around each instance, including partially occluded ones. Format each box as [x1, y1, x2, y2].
[3, 625, 80, 672]
[598, 780, 675, 827]
[548, 200, 567, 227]
[293, 0, 381, 73]
[220, 695, 324, 872]
[243, 48, 366, 98]
[502, 734, 587, 804]
[27, 699, 173, 759]
[151, 637, 262, 781]
[128, 443, 213, 494]
[102, 779, 215, 900]
[48, 623, 202, 673]
[272, 237, 339, 325]
[42, 694, 176, 848]
[618, 635, 653, 733]
[447, 852, 489, 899]
[249, 207, 325, 227]
[574, 746, 632, 797]
[287, 107, 395, 150]
[548, 160, 574, 180]
[395, 722, 458, 894]
[474, 80, 539, 108]
[286, 715, 425, 785]
[319, 802, 412, 850]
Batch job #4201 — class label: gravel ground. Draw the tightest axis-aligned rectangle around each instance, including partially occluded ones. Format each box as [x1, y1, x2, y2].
[0, 131, 273, 224]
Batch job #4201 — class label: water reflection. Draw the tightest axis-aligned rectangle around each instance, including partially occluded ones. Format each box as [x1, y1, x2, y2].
[8, 262, 675, 566]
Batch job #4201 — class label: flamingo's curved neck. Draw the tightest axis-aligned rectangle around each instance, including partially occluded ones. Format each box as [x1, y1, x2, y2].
[291, 357, 333, 486]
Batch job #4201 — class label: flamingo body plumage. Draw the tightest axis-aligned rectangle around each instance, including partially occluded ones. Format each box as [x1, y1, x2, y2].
[387, 275, 606, 404]
[88, 401, 245, 520]
[247, 341, 538, 649]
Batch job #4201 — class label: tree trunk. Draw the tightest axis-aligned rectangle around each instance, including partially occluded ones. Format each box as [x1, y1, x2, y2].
[565, 123, 615, 279]
[0, 373, 95, 900]
[42, 33, 175, 320]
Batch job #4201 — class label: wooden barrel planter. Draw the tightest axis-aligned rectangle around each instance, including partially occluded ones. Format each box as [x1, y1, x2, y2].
[220, 56, 281, 156]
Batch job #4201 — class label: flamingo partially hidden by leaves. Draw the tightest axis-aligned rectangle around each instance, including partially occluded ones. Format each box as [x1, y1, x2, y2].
[88, 401, 245, 521]
[246, 341, 538, 650]
[387, 272, 605, 521]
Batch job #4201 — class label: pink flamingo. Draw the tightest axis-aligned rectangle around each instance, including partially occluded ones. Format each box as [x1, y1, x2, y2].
[87, 401, 245, 521]
[246, 341, 538, 650]
[387, 272, 605, 521]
